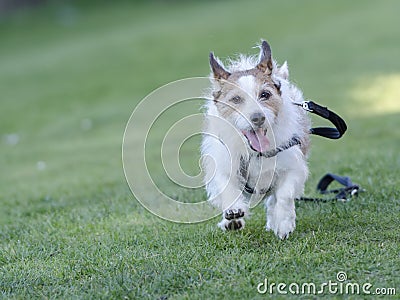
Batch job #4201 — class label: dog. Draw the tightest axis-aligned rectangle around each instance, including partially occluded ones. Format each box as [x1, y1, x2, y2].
[201, 40, 311, 239]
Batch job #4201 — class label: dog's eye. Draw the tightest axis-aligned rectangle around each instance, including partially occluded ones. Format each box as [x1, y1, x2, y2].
[259, 91, 271, 100]
[230, 95, 243, 104]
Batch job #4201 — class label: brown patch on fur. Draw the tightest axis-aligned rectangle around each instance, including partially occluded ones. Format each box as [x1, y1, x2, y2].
[213, 68, 282, 119]
[261, 96, 281, 117]
[215, 99, 237, 120]
[274, 81, 282, 95]
[213, 84, 239, 120]
[252, 69, 282, 117]
[213, 90, 222, 101]
[228, 68, 259, 80]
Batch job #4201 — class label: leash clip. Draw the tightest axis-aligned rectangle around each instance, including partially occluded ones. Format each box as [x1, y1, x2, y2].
[301, 101, 313, 112]
[293, 101, 313, 112]
[351, 187, 359, 197]
[337, 187, 360, 202]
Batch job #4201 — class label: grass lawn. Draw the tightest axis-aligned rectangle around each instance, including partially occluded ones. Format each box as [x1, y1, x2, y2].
[1, 0, 399, 298]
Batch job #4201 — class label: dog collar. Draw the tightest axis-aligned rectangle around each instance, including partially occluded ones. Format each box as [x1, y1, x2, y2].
[244, 183, 271, 195]
[258, 135, 302, 158]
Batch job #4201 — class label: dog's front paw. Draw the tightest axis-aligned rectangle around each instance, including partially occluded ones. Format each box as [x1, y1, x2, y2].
[266, 212, 295, 239]
[266, 202, 296, 239]
[218, 208, 246, 231]
[274, 218, 295, 239]
[218, 218, 245, 231]
[265, 218, 274, 232]
[224, 208, 245, 220]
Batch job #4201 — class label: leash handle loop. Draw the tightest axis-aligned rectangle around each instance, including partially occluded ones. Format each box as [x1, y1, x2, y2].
[317, 173, 361, 201]
[294, 100, 347, 139]
[298, 173, 363, 202]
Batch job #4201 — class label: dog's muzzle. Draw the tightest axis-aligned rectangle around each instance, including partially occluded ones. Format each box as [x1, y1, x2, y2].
[242, 128, 269, 153]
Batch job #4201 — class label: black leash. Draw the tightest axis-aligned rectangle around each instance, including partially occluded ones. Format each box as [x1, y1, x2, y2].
[260, 100, 348, 159]
[293, 100, 347, 139]
[297, 173, 363, 202]
[293, 101, 363, 202]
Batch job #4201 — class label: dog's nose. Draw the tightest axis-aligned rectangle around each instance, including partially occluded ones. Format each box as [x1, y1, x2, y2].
[250, 112, 265, 127]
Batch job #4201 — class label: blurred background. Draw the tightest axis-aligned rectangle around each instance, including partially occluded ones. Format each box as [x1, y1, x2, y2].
[1, 1, 400, 298]
[1, 0, 399, 221]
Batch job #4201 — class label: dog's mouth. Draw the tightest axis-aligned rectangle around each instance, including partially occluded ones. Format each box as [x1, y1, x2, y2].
[242, 128, 269, 153]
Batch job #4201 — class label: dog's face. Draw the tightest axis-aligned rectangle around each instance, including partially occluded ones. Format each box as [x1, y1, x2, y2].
[210, 41, 286, 153]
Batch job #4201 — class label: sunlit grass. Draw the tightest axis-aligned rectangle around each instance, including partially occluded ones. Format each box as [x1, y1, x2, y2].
[350, 74, 400, 115]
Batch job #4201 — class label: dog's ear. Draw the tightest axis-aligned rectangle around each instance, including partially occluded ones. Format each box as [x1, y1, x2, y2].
[256, 40, 273, 74]
[278, 61, 289, 80]
[209, 52, 230, 80]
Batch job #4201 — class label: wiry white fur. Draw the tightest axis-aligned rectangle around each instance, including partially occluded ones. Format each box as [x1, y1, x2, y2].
[228, 55, 259, 72]
[201, 51, 311, 239]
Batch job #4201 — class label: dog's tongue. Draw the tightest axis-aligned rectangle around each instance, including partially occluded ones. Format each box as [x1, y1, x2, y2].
[243, 128, 269, 153]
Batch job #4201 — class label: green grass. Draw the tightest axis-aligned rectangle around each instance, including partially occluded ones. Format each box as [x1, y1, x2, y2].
[1, 0, 400, 298]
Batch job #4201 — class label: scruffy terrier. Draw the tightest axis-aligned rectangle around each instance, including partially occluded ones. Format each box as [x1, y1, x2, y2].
[201, 40, 310, 239]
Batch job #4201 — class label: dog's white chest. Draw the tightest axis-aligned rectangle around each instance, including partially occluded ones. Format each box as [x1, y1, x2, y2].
[244, 155, 276, 193]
